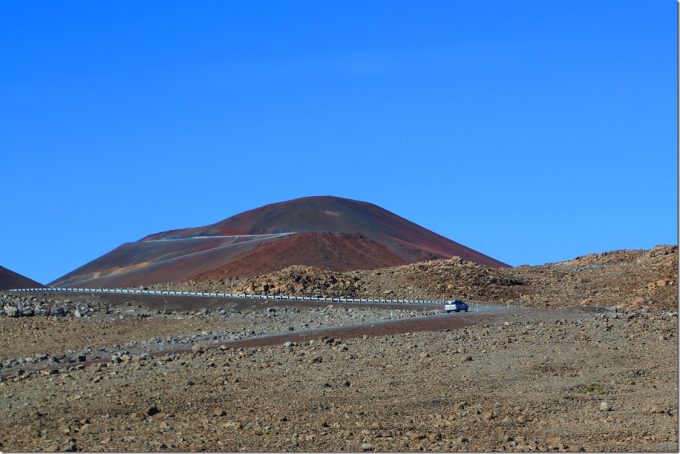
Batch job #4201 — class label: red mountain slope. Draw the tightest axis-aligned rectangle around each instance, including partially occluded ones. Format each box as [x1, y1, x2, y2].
[0, 265, 43, 290]
[146, 196, 507, 267]
[52, 196, 507, 288]
[191, 232, 406, 280]
[51, 234, 288, 288]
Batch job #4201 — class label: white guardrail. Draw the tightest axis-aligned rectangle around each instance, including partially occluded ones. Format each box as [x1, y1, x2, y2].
[7, 287, 446, 306]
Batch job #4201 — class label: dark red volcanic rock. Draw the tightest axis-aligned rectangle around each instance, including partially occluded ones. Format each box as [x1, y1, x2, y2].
[52, 196, 507, 288]
[0, 265, 43, 290]
[191, 232, 407, 280]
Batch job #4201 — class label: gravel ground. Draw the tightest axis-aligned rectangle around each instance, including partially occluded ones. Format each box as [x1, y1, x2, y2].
[0, 296, 437, 373]
[0, 301, 676, 452]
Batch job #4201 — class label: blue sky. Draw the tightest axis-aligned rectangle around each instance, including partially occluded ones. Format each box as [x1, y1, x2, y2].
[1, 0, 677, 283]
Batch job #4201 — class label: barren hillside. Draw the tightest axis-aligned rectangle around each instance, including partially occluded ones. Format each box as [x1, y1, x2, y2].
[191, 232, 406, 280]
[52, 196, 507, 288]
[161, 245, 678, 310]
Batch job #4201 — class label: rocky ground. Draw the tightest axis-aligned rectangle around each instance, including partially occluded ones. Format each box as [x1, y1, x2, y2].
[0, 294, 436, 374]
[0, 245, 677, 452]
[0, 306, 676, 452]
[165, 245, 677, 311]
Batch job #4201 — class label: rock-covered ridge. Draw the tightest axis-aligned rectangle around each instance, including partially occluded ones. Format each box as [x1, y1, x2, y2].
[159, 245, 678, 310]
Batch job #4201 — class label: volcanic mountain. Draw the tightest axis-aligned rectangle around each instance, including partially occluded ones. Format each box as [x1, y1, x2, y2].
[0, 265, 43, 290]
[51, 196, 507, 288]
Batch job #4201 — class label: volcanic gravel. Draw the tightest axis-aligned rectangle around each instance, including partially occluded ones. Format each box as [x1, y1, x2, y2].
[0, 297, 435, 374]
[0, 307, 676, 452]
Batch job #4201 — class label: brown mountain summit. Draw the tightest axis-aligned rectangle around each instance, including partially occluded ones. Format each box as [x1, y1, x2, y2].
[52, 196, 507, 288]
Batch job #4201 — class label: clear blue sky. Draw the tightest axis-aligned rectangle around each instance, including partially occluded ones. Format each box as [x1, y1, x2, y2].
[1, 0, 677, 284]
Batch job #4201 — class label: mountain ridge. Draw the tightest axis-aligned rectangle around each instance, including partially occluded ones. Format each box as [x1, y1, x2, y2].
[143, 196, 507, 266]
[52, 196, 507, 287]
[0, 265, 43, 290]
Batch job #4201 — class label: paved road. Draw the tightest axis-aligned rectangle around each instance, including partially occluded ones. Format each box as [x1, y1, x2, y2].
[8, 287, 448, 307]
[146, 233, 294, 242]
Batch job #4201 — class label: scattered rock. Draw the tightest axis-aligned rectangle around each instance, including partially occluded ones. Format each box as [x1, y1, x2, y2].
[481, 410, 495, 421]
[647, 404, 666, 414]
[192, 343, 208, 354]
[407, 431, 426, 441]
[4, 305, 18, 317]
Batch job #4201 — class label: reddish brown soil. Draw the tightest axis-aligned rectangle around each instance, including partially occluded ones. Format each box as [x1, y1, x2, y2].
[144, 196, 508, 267]
[0, 265, 42, 290]
[192, 232, 407, 280]
[50, 234, 285, 288]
